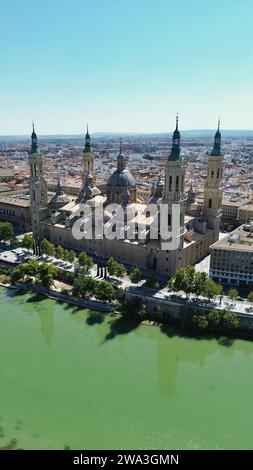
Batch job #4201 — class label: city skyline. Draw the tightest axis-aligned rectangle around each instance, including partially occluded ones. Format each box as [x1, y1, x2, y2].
[1, 0, 253, 134]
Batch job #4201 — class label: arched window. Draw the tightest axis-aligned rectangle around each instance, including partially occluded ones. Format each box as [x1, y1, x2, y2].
[176, 176, 179, 192]
[208, 198, 212, 208]
[169, 176, 172, 191]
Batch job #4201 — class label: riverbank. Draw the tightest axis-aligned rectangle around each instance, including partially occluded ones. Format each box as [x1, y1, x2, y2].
[2, 278, 253, 341]
[0, 280, 114, 312]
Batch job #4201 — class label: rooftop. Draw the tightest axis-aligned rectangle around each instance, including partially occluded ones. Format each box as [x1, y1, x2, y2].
[211, 224, 253, 251]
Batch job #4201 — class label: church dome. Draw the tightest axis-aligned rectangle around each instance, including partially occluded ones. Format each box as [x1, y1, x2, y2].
[107, 169, 136, 188]
[50, 180, 70, 209]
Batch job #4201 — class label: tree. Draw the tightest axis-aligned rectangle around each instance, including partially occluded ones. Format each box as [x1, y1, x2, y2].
[220, 310, 239, 329]
[182, 266, 196, 297]
[146, 272, 159, 289]
[248, 292, 253, 303]
[204, 278, 222, 301]
[78, 252, 87, 267]
[172, 268, 185, 293]
[167, 276, 175, 292]
[55, 245, 64, 260]
[193, 272, 208, 298]
[228, 288, 238, 303]
[167, 266, 195, 296]
[21, 234, 33, 252]
[22, 259, 39, 277]
[10, 266, 24, 283]
[115, 263, 126, 278]
[85, 255, 94, 271]
[130, 267, 143, 284]
[67, 250, 75, 263]
[62, 250, 69, 261]
[40, 239, 55, 257]
[208, 309, 221, 327]
[73, 275, 96, 298]
[107, 257, 117, 276]
[78, 252, 94, 272]
[0, 222, 14, 243]
[38, 263, 56, 289]
[192, 313, 208, 330]
[95, 280, 115, 302]
[107, 257, 126, 278]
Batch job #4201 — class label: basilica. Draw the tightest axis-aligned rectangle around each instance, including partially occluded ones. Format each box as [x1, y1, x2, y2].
[29, 119, 224, 277]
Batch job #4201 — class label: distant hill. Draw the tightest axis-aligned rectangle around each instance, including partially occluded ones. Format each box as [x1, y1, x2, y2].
[1, 129, 253, 144]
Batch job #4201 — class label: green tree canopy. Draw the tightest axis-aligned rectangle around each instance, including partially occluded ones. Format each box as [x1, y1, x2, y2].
[73, 275, 96, 298]
[66, 250, 75, 263]
[0, 222, 14, 242]
[228, 288, 238, 303]
[55, 245, 64, 260]
[38, 263, 57, 289]
[208, 309, 221, 327]
[204, 278, 222, 301]
[130, 267, 143, 284]
[248, 292, 253, 303]
[10, 266, 24, 283]
[220, 310, 239, 329]
[192, 313, 209, 330]
[95, 280, 115, 302]
[146, 272, 160, 289]
[107, 257, 126, 278]
[78, 252, 94, 272]
[21, 234, 34, 252]
[22, 259, 39, 277]
[193, 272, 208, 298]
[40, 239, 55, 257]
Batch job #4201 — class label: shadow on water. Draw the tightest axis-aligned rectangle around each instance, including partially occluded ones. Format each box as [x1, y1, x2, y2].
[63, 303, 84, 314]
[86, 311, 105, 326]
[159, 322, 235, 347]
[70, 306, 84, 314]
[26, 293, 46, 303]
[218, 336, 234, 347]
[103, 315, 141, 342]
[5, 288, 27, 298]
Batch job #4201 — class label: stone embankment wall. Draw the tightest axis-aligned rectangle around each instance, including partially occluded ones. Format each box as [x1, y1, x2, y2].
[13, 282, 114, 312]
[125, 287, 253, 333]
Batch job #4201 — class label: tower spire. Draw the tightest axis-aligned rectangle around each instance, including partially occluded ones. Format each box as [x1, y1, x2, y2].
[211, 119, 222, 156]
[84, 123, 91, 153]
[176, 113, 179, 131]
[31, 122, 38, 154]
[117, 138, 126, 171]
[168, 114, 181, 161]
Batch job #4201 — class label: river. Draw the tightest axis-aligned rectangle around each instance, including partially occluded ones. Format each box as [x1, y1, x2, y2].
[0, 286, 253, 450]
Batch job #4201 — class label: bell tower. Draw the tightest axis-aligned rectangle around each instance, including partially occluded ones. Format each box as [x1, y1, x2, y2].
[161, 116, 186, 270]
[203, 120, 224, 243]
[82, 125, 96, 185]
[29, 123, 48, 239]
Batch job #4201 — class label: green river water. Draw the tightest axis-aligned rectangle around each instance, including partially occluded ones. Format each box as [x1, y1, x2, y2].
[0, 285, 253, 450]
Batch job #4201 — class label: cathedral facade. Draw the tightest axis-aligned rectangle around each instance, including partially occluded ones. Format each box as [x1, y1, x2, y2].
[29, 120, 224, 278]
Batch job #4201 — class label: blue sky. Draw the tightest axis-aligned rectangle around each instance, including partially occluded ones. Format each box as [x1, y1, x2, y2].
[0, 0, 252, 134]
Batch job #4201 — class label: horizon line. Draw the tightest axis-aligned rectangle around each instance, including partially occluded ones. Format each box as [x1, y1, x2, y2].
[1, 128, 253, 137]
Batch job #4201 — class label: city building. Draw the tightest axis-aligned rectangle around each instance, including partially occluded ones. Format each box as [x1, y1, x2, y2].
[210, 223, 253, 287]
